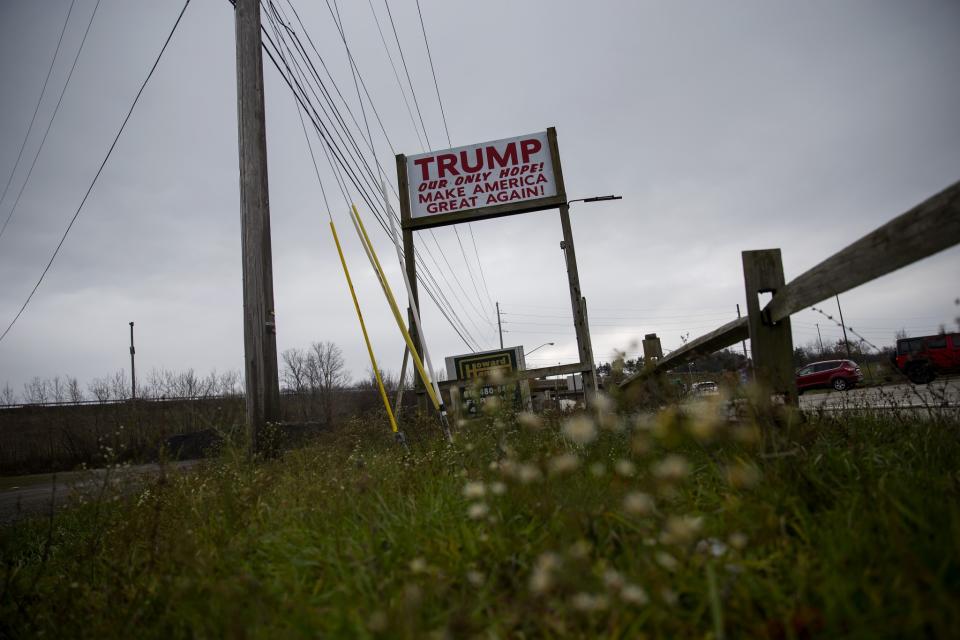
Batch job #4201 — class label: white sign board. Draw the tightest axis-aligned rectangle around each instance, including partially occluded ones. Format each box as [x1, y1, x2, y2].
[406, 131, 557, 219]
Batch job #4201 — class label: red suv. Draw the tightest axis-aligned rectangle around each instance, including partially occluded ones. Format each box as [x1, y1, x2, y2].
[892, 333, 960, 384]
[796, 360, 863, 393]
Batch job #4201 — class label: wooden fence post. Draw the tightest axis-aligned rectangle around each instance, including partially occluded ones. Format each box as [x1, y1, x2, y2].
[642, 333, 663, 369]
[742, 249, 797, 406]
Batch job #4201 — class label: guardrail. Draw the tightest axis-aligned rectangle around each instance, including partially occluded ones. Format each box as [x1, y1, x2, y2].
[620, 179, 960, 401]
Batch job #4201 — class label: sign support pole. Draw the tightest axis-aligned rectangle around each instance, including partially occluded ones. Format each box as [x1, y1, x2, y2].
[548, 128, 596, 406]
[397, 154, 427, 410]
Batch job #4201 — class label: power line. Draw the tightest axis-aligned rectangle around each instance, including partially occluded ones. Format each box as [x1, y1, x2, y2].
[366, 0, 424, 152]
[321, 0, 495, 341]
[411, 0, 498, 326]
[0, 0, 192, 344]
[266, 1, 491, 349]
[413, 0, 450, 148]
[290, 0, 495, 339]
[0, 0, 102, 245]
[0, 0, 78, 217]
[383, 0, 492, 326]
[382, 0, 432, 149]
[258, 6, 481, 351]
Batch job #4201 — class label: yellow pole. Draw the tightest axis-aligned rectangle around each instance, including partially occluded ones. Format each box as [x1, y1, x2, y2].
[349, 204, 442, 412]
[329, 220, 398, 433]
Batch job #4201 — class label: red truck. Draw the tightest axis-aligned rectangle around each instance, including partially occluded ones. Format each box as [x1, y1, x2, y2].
[892, 333, 960, 384]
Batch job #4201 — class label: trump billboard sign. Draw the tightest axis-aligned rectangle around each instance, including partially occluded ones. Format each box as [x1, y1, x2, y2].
[398, 128, 566, 230]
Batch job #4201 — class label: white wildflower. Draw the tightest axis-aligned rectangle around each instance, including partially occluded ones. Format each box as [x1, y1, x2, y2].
[655, 551, 679, 572]
[623, 491, 655, 516]
[620, 583, 649, 606]
[408, 557, 428, 574]
[462, 481, 486, 499]
[653, 454, 691, 481]
[602, 569, 624, 591]
[614, 459, 636, 477]
[517, 411, 544, 430]
[489, 481, 507, 495]
[561, 415, 597, 445]
[570, 592, 609, 612]
[516, 463, 542, 484]
[548, 453, 580, 476]
[661, 515, 704, 545]
[529, 552, 561, 594]
[695, 537, 728, 558]
[466, 570, 485, 587]
[728, 531, 748, 550]
[467, 503, 489, 520]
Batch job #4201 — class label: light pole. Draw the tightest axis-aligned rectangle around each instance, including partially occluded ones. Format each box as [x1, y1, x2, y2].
[129, 322, 136, 400]
[560, 195, 621, 405]
[526, 342, 554, 356]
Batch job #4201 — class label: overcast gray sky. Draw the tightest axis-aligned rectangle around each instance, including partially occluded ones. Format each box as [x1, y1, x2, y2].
[1, 0, 958, 397]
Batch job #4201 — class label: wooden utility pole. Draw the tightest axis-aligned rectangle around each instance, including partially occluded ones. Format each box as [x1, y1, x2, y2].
[235, 0, 280, 453]
[835, 294, 852, 359]
[496, 301, 503, 348]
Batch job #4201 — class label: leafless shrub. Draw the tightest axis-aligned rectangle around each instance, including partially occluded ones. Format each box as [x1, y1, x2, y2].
[24, 377, 50, 404]
[1, 382, 17, 406]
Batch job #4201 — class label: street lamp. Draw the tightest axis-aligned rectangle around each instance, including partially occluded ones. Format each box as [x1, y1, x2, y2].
[560, 196, 622, 253]
[526, 342, 554, 356]
[566, 195, 622, 205]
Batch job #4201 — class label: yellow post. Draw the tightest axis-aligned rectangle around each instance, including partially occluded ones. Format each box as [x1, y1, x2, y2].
[329, 220, 398, 434]
[349, 205, 443, 412]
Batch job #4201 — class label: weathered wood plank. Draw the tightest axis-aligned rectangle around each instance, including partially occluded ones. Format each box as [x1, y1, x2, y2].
[743, 249, 797, 405]
[618, 318, 748, 389]
[765, 180, 960, 323]
[401, 195, 566, 230]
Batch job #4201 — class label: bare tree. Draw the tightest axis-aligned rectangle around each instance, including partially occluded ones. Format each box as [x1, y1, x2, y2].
[308, 341, 349, 425]
[88, 377, 112, 402]
[50, 376, 67, 403]
[23, 377, 50, 404]
[67, 376, 84, 403]
[110, 370, 130, 400]
[281, 347, 309, 394]
[1, 382, 16, 406]
[218, 370, 242, 396]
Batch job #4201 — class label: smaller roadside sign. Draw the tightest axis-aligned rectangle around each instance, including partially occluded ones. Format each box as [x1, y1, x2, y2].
[445, 347, 530, 417]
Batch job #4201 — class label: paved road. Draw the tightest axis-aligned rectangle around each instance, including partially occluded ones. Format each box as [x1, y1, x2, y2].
[0, 460, 199, 525]
[799, 377, 960, 411]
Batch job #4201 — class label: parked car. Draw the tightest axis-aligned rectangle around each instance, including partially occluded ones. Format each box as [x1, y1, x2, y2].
[795, 360, 863, 393]
[892, 332, 960, 384]
[691, 381, 719, 396]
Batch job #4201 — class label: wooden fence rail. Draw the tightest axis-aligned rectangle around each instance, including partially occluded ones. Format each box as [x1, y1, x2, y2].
[620, 179, 960, 394]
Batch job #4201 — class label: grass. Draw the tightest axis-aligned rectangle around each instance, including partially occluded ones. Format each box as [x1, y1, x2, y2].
[1, 399, 959, 638]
